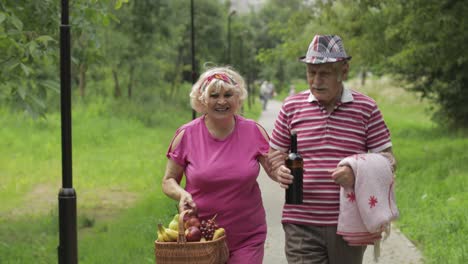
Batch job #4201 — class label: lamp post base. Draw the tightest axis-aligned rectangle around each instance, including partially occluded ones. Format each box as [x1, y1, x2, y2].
[58, 188, 78, 264]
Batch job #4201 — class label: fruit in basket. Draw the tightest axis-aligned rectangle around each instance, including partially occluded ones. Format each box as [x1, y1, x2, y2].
[184, 215, 201, 229]
[157, 224, 178, 242]
[164, 227, 178, 242]
[212, 228, 225, 240]
[168, 214, 179, 231]
[200, 214, 218, 240]
[157, 224, 167, 242]
[185, 226, 202, 242]
[157, 224, 170, 242]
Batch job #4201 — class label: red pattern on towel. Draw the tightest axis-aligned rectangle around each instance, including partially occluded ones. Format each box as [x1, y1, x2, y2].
[336, 153, 399, 246]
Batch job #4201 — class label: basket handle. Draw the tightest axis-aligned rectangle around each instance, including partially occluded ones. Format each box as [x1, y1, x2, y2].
[177, 210, 189, 243]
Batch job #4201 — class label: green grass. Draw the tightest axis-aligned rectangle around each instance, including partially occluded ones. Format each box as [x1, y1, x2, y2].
[0, 92, 262, 263]
[77, 193, 175, 264]
[1, 78, 466, 263]
[0, 100, 178, 263]
[280, 77, 467, 263]
[352, 77, 468, 264]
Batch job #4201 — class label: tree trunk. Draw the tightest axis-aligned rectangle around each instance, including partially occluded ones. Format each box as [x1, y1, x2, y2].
[247, 76, 252, 110]
[361, 69, 367, 86]
[112, 69, 121, 98]
[170, 45, 185, 98]
[79, 63, 87, 97]
[128, 65, 134, 98]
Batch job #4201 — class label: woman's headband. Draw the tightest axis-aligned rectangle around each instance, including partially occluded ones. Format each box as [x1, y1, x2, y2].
[199, 73, 237, 92]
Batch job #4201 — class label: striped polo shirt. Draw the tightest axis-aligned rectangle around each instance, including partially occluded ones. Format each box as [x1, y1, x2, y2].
[270, 87, 392, 226]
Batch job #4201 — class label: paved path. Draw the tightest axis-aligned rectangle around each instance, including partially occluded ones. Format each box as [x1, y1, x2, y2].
[257, 100, 424, 264]
[257, 100, 287, 263]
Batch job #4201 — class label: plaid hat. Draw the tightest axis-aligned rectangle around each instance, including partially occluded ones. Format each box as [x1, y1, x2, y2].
[299, 34, 352, 64]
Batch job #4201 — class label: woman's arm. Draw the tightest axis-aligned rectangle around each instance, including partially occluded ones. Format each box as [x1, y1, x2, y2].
[161, 130, 197, 214]
[255, 123, 273, 177]
[255, 123, 292, 188]
[266, 148, 293, 188]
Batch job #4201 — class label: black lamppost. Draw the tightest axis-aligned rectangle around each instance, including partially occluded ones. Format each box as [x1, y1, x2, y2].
[191, 0, 197, 120]
[58, 0, 78, 263]
[227, 10, 236, 64]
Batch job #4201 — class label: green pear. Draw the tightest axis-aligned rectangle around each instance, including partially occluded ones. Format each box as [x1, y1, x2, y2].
[168, 213, 179, 231]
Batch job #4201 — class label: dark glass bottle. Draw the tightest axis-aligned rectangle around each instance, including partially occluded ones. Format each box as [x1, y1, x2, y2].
[285, 131, 303, 204]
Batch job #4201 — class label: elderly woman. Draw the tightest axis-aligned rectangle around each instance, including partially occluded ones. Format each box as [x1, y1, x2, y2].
[162, 66, 271, 263]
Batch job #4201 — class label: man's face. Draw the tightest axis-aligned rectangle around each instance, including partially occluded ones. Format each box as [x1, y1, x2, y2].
[306, 62, 349, 108]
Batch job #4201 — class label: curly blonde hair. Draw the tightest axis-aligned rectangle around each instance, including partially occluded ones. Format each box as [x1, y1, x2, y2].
[190, 66, 248, 113]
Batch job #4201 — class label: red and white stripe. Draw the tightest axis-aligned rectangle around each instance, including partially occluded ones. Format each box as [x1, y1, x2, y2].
[270, 88, 392, 226]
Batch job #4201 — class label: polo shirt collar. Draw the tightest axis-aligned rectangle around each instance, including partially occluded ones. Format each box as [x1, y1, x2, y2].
[307, 86, 354, 104]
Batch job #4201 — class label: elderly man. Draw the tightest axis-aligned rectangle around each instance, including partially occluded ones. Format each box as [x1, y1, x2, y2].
[268, 35, 395, 264]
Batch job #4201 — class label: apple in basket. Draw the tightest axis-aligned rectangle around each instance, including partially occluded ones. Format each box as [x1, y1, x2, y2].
[184, 215, 201, 229]
[185, 226, 202, 242]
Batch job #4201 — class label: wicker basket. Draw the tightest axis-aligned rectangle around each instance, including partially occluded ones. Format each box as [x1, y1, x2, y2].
[155, 210, 229, 264]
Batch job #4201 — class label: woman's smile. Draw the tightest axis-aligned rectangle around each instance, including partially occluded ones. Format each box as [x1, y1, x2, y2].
[214, 106, 230, 112]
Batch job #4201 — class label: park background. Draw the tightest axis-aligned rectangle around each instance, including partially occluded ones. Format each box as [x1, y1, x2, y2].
[1, 0, 467, 263]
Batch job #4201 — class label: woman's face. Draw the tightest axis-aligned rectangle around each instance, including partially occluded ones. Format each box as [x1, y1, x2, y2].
[204, 86, 240, 119]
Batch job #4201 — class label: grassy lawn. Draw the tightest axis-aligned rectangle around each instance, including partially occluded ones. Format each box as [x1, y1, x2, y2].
[0, 95, 262, 263]
[351, 77, 468, 264]
[1, 78, 466, 263]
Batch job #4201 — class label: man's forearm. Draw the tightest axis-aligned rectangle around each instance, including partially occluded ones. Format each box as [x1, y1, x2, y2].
[380, 147, 397, 172]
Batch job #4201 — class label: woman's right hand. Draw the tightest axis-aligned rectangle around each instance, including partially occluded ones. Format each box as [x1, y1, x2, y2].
[274, 165, 294, 189]
[267, 150, 293, 188]
[268, 150, 288, 172]
[179, 192, 198, 216]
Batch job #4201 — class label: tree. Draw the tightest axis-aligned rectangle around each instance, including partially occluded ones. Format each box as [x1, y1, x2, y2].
[0, 0, 127, 116]
[254, 0, 315, 92]
[70, 0, 128, 98]
[0, 1, 59, 117]
[258, 0, 468, 127]
[381, 0, 468, 127]
[330, 0, 468, 126]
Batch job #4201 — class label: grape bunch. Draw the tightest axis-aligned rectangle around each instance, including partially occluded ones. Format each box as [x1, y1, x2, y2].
[200, 214, 218, 240]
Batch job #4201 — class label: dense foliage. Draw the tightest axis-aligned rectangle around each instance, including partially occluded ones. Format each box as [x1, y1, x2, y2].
[257, 0, 468, 127]
[1, 1, 59, 117]
[1, 0, 468, 124]
[1, 0, 246, 120]
[1, 1, 467, 263]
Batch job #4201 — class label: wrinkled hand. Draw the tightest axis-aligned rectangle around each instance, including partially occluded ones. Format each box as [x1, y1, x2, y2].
[179, 193, 198, 216]
[273, 165, 294, 189]
[268, 150, 288, 173]
[330, 166, 355, 188]
[267, 150, 293, 188]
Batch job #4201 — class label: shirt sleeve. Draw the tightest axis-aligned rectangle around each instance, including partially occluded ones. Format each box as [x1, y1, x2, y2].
[254, 123, 270, 156]
[166, 127, 188, 167]
[269, 105, 291, 152]
[366, 105, 392, 152]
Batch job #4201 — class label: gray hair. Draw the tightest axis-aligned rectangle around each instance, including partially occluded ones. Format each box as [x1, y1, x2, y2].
[333, 60, 348, 82]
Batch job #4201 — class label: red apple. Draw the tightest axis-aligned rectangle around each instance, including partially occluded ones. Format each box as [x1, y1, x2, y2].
[184, 216, 201, 229]
[185, 226, 202, 242]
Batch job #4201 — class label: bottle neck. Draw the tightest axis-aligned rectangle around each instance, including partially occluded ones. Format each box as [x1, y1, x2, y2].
[290, 133, 297, 153]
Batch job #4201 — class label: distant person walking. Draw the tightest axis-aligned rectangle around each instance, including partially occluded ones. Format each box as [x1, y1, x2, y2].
[260, 80, 275, 110]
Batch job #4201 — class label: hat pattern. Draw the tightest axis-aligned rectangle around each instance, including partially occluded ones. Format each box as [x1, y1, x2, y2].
[300, 35, 352, 64]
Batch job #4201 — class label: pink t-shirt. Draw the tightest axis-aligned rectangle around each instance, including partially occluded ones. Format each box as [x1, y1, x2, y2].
[167, 115, 269, 251]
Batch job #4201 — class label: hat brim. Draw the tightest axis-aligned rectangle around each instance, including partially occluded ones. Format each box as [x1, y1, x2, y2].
[298, 55, 352, 64]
